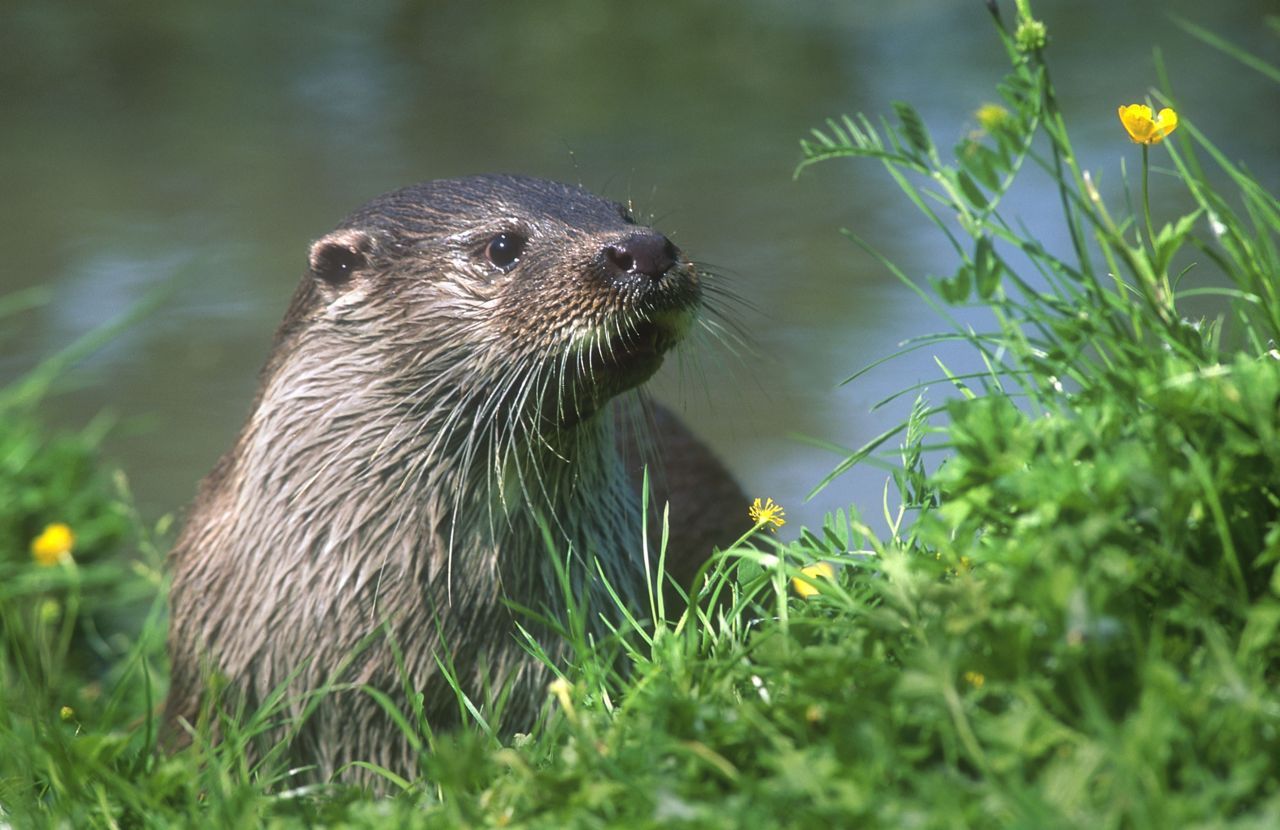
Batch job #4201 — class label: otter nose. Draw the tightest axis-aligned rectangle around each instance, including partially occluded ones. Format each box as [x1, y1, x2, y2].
[603, 232, 679, 283]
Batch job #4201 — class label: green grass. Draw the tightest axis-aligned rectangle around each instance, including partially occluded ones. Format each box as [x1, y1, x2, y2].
[3, 2, 1279, 826]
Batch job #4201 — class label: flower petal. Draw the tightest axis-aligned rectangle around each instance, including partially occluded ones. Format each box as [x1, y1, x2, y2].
[1118, 104, 1157, 143]
[792, 562, 835, 598]
[1151, 107, 1179, 142]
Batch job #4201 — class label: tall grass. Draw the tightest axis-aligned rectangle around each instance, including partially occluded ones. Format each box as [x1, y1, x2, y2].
[2, 1, 1278, 825]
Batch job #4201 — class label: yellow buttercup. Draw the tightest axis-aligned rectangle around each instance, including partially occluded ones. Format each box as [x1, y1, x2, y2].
[1117, 104, 1178, 145]
[31, 523, 75, 566]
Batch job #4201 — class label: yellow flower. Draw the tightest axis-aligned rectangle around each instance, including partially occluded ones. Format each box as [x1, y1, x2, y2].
[1117, 104, 1178, 145]
[748, 497, 786, 531]
[59, 706, 75, 722]
[975, 102, 1011, 132]
[792, 562, 835, 599]
[963, 670, 986, 689]
[548, 676, 576, 722]
[31, 523, 75, 567]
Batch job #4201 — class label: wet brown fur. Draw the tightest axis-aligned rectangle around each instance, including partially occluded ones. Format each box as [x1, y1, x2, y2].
[163, 175, 745, 784]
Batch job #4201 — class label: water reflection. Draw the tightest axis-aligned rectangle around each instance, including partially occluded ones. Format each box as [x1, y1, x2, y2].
[2, 0, 1275, 533]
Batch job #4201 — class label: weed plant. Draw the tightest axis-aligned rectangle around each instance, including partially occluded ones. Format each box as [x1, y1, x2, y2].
[1, 1, 1277, 826]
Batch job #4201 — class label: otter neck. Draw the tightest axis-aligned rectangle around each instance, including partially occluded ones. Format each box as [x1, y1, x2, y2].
[229, 339, 647, 621]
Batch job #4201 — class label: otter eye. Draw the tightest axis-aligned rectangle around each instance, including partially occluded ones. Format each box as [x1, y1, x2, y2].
[484, 232, 526, 271]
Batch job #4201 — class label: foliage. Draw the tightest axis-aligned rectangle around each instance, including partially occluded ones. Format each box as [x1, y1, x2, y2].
[0, 292, 168, 824]
[2, 1, 1279, 826]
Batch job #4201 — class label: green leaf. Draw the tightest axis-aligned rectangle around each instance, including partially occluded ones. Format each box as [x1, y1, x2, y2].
[959, 142, 1005, 190]
[893, 101, 935, 161]
[974, 236, 1002, 299]
[933, 267, 973, 304]
[796, 114, 926, 176]
[1153, 208, 1204, 278]
[1174, 15, 1280, 84]
[956, 171, 989, 210]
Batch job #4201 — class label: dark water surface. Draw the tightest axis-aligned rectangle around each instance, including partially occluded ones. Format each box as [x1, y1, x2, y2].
[3, 0, 1276, 534]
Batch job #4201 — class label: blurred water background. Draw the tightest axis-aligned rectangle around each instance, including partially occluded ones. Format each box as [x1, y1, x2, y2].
[2, 0, 1276, 535]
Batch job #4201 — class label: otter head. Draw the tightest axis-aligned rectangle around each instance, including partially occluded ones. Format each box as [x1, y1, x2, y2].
[288, 175, 700, 435]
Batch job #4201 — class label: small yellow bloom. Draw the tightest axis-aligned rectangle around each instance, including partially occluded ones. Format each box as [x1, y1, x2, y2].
[1117, 104, 1178, 145]
[548, 676, 575, 720]
[792, 562, 835, 599]
[975, 103, 1011, 132]
[748, 497, 786, 531]
[31, 523, 75, 567]
[963, 670, 986, 689]
[59, 706, 75, 722]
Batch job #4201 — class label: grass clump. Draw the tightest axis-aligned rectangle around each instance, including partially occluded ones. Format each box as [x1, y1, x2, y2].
[0, 289, 180, 826]
[787, 0, 1280, 821]
[2, 1, 1279, 825]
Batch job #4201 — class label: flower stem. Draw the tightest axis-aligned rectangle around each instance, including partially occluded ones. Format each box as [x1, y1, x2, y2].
[1141, 143, 1154, 253]
[1139, 142, 1175, 319]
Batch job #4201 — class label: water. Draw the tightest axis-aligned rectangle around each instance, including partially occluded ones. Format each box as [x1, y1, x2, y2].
[2, 0, 1276, 535]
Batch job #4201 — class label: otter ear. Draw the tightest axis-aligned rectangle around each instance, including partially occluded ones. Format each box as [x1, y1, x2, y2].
[308, 229, 373, 289]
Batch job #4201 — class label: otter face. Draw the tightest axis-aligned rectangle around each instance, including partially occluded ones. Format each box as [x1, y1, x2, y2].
[300, 175, 702, 427]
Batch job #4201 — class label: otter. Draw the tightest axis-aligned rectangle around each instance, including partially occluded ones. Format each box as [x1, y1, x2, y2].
[163, 175, 746, 784]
